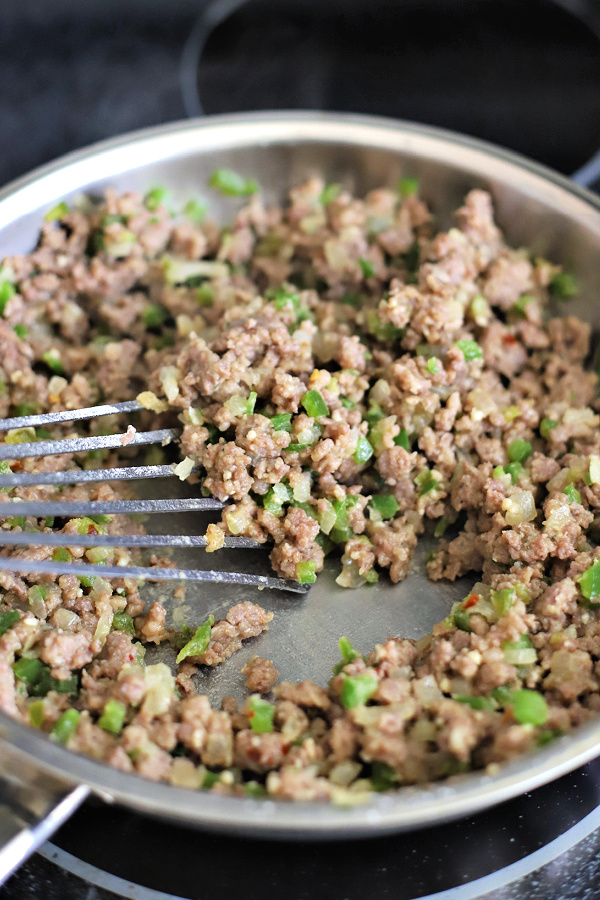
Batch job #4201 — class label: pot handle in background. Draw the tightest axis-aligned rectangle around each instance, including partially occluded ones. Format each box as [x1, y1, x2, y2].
[0, 736, 89, 886]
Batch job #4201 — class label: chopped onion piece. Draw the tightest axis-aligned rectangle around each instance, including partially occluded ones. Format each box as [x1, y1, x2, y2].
[502, 490, 536, 526]
[159, 367, 181, 403]
[137, 391, 169, 413]
[171, 457, 194, 481]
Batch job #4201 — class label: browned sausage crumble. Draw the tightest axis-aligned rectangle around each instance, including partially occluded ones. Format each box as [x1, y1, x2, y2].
[0, 175, 598, 802]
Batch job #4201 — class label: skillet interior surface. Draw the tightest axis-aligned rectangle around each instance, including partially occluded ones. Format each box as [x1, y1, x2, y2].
[1, 112, 600, 838]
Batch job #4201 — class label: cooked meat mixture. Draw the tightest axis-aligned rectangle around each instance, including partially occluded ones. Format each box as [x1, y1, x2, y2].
[0, 174, 598, 801]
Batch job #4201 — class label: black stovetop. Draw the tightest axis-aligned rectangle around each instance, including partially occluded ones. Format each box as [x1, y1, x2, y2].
[2, 1, 600, 897]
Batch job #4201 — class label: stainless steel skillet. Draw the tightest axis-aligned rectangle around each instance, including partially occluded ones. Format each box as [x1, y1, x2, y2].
[0, 111, 600, 881]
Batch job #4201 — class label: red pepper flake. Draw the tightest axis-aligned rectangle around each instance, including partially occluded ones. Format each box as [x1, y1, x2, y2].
[502, 334, 518, 346]
[87, 524, 98, 535]
[462, 593, 479, 609]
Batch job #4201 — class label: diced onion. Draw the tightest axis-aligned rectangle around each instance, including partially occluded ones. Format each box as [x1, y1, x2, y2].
[329, 761, 362, 786]
[412, 675, 443, 708]
[336, 559, 366, 589]
[142, 664, 175, 717]
[589, 456, 600, 485]
[224, 505, 252, 535]
[502, 490, 536, 526]
[292, 471, 312, 503]
[171, 457, 194, 481]
[137, 391, 169, 413]
[93, 609, 113, 647]
[503, 647, 537, 665]
[159, 367, 180, 404]
[54, 608, 80, 631]
[317, 499, 337, 535]
[369, 379, 391, 405]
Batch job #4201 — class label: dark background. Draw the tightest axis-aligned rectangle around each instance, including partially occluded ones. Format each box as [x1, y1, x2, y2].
[3, 0, 600, 191]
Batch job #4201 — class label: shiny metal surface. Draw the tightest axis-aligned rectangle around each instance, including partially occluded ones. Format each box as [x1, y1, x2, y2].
[0, 112, 600, 848]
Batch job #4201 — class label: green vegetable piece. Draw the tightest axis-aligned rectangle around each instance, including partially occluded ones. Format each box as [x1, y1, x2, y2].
[455, 339, 483, 362]
[98, 699, 127, 734]
[550, 272, 578, 300]
[102, 213, 127, 227]
[248, 696, 275, 734]
[52, 709, 80, 744]
[196, 284, 214, 307]
[511, 689, 548, 726]
[0, 461, 10, 475]
[358, 258, 375, 279]
[79, 575, 96, 588]
[319, 183, 342, 206]
[537, 728, 562, 746]
[505, 461, 524, 484]
[142, 304, 168, 329]
[13, 403, 39, 418]
[209, 168, 258, 197]
[426, 357, 439, 374]
[5, 426, 35, 444]
[0, 281, 15, 315]
[434, 516, 449, 538]
[301, 389, 329, 419]
[13, 324, 27, 339]
[370, 494, 399, 519]
[578, 559, 600, 602]
[29, 699, 45, 728]
[176, 615, 214, 664]
[341, 293, 361, 307]
[398, 177, 419, 198]
[0, 610, 20, 637]
[493, 465, 505, 478]
[507, 439, 532, 463]
[370, 760, 400, 791]
[13, 657, 43, 685]
[454, 695, 494, 711]
[52, 547, 71, 563]
[184, 198, 207, 223]
[244, 781, 267, 798]
[332, 636, 360, 675]
[354, 435, 374, 465]
[415, 469, 439, 496]
[144, 186, 170, 212]
[364, 408, 386, 430]
[453, 609, 472, 633]
[44, 201, 69, 222]
[394, 429, 410, 451]
[514, 294, 535, 317]
[366, 311, 405, 342]
[7, 515, 26, 528]
[329, 498, 354, 544]
[113, 612, 135, 635]
[502, 633, 532, 651]
[340, 398, 355, 410]
[540, 418, 558, 439]
[340, 673, 378, 709]
[29, 667, 78, 697]
[286, 443, 309, 453]
[271, 413, 292, 432]
[202, 770, 221, 788]
[42, 348, 64, 374]
[263, 482, 293, 514]
[296, 560, 317, 584]
[491, 685, 514, 706]
[564, 483, 581, 504]
[491, 587, 515, 617]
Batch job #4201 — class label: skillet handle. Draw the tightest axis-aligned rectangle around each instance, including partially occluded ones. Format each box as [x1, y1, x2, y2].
[0, 736, 90, 886]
